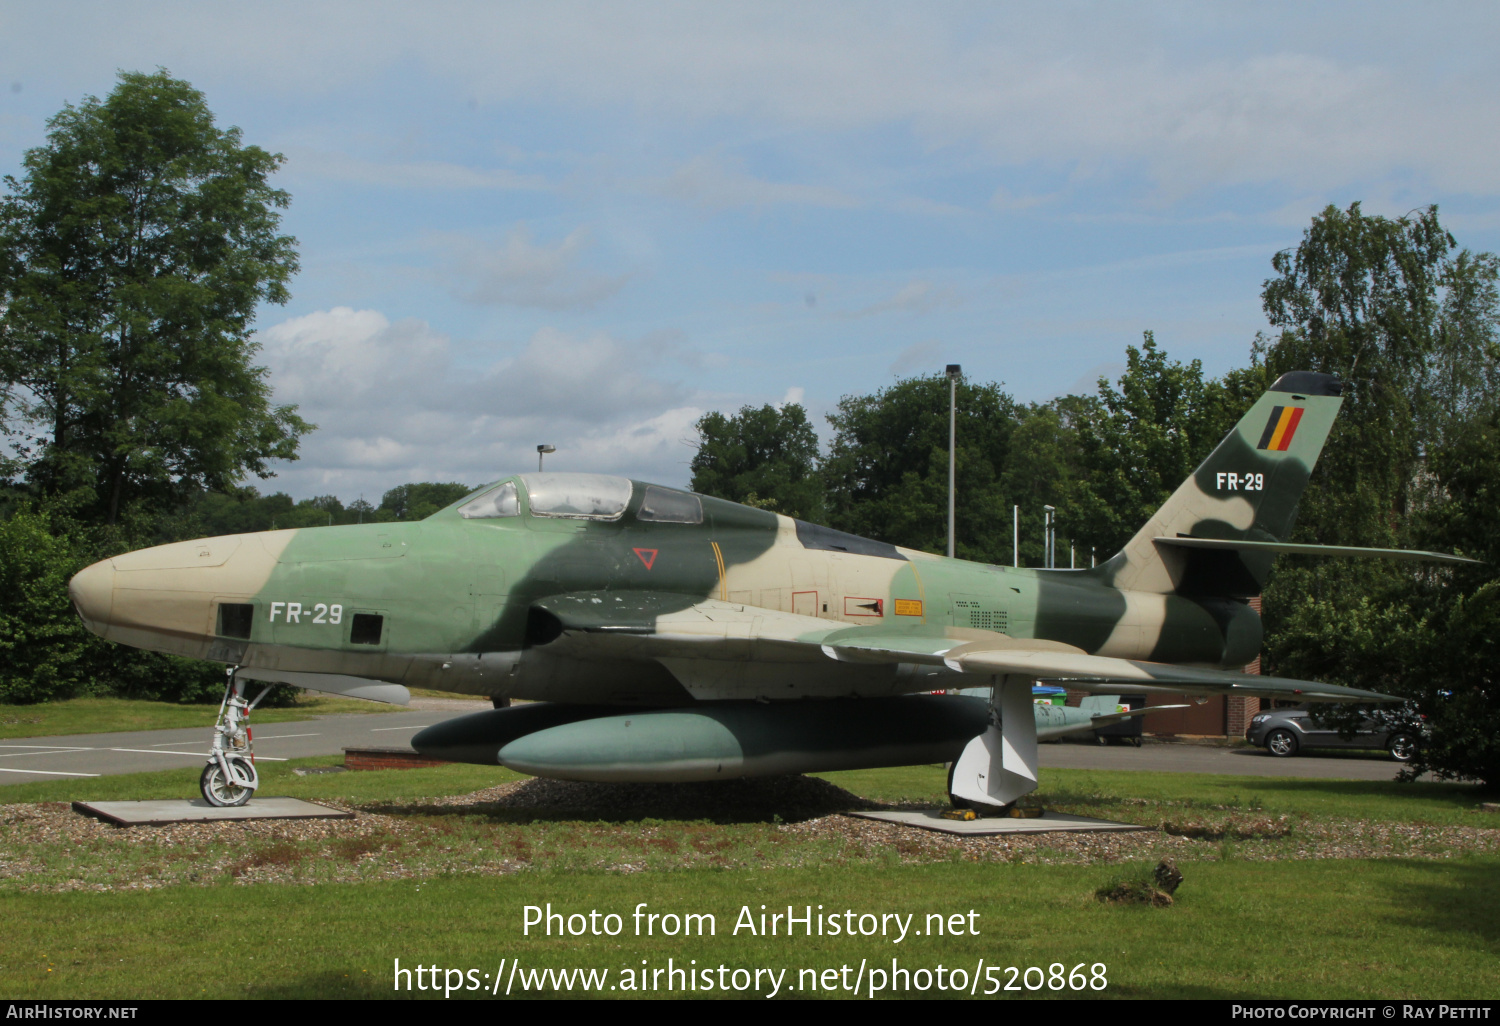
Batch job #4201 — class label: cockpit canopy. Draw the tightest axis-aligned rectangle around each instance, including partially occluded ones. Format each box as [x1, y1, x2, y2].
[457, 480, 520, 519]
[456, 474, 703, 524]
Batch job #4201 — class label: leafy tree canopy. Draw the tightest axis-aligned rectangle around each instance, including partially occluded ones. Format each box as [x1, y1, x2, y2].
[691, 403, 823, 521]
[1000, 396, 1091, 567]
[823, 374, 1016, 560]
[0, 70, 308, 529]
[1254, 203, 1500, 785]
[1256, 202, 1495, 546]
[378, 481, 473, 522]
[1065, 333, 1265, 557]
[155, 481, 473, 541]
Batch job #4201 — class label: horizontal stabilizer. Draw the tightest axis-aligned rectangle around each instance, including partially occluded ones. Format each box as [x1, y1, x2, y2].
[1155, 536, 1478, 565]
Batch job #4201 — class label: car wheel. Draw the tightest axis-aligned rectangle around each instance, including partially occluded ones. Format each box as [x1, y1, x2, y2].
[1265, 729, 1299, 758]
[1387, 733, 1419, 762]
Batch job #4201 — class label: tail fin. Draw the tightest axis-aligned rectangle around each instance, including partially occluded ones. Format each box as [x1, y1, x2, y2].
[1108, 371, 1344, 596]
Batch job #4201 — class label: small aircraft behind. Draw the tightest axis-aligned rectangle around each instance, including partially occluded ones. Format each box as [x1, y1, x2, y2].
[68, 372, 1472, 808]
[1021, 691, 1187, 745]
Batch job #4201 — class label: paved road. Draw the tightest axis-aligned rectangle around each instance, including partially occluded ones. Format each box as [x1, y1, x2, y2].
[2, 702, 1417, 784]
[0, 700, 488, 784]
[1039, 736, 1417, 781]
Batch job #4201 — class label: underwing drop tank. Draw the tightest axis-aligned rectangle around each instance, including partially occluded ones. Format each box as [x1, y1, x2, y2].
[412, 695, 991, 783]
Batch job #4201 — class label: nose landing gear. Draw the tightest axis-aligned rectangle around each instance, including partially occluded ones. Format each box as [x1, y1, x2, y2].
[201, 668, 271, 807]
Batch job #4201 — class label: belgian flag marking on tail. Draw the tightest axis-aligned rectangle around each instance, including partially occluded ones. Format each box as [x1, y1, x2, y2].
[1257, 405, 1305, 451]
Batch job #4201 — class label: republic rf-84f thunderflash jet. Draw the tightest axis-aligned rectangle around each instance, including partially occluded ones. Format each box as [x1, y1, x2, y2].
[68, 372, 1474, 808]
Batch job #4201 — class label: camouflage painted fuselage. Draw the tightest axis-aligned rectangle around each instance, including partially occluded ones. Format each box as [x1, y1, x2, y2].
[68, 374, 1343, 706]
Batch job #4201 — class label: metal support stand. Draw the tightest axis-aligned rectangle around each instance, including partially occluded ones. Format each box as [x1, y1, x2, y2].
[200, 667, 273, 807]
[949, 675, 1040, 809]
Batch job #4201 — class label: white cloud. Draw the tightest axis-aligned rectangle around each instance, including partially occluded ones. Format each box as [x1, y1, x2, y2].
[280, 146, 551, 191]
[659, 153, 859, 210]
[256, 307, 699, 497]
[564, 406, 706, 474]
[435, 225, 632, 310]
[888, 339, 944, 377]
[12, 4, 1497, 198]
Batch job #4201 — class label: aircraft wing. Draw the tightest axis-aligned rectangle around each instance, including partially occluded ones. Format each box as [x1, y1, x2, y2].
[535, 592, 1393, 703]
[941, 646, 1391, 702]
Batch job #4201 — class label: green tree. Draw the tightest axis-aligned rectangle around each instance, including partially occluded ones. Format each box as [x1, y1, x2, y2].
[1253, 202, 1500, 785]
[1401, 405, 1500, 785]
[0, 70, 308, 528]
[1066, 333, 1265, 557]
[1000, 398, 1085, 567]
[1430, 249, 1500, 442]
[691, 404, 823, 521]
[1257, 202, 1466, 546]
[378, 481, 473, 522]
[822, 374, 1015, 560]
[0, 510, 101, 702]
[0, 505, 238, 704]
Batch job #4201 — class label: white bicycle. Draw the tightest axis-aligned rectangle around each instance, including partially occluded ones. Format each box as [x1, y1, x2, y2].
[200, 670, 271, 807]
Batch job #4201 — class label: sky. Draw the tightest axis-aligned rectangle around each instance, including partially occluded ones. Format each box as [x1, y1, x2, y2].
[3, 2, 1498, 502]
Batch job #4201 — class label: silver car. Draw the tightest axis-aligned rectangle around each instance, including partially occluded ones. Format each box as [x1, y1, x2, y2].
[1246, 707, 1421, 761]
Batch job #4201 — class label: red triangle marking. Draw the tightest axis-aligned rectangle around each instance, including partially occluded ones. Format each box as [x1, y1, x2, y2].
[633, 547, 658, 570]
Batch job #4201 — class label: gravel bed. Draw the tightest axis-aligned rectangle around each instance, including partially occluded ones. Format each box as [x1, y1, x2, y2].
[1, 776, 1496, 893]
[380, 773, 880, 821]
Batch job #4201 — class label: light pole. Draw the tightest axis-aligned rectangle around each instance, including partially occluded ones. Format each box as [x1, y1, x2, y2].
[946, 364, 961, 559]
[1043, 504, 1056, 569]
[537, 444, 555, 471]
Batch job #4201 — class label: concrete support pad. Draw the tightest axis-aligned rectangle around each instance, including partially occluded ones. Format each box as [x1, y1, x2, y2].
[847, 809, 1148, 836]
[73, 796, 354, 827]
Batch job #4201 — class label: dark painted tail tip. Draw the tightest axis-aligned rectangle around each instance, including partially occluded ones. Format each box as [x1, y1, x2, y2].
[1270, 371, 1343, 397]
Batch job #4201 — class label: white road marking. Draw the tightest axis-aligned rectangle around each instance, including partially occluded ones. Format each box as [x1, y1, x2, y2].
[248, 733, 321, 740]
[101, 747, 286, 761]
[0, 749, 94, 759]
[0, 745, 93, 750]
[370, 725, 431, 731]
[0, 767, 100, 777]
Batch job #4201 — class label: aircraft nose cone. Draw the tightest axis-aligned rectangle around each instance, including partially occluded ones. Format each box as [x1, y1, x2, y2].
[68, 559, 116, 637]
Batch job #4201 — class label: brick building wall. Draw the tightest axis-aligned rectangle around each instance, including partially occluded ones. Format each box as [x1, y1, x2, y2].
[343, 747, 451, 771]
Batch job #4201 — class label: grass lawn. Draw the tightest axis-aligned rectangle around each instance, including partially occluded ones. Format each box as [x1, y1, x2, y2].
[825, 764, 1494, 828]
[2, 858, 1496, 999]
[6, 756, 1490, 823]
[1, 759, 1496, 999]
[0, 694, 399, 739]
